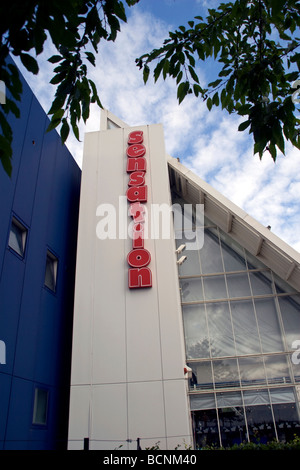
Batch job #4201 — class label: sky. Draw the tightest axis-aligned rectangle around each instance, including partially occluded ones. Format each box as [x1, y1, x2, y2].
[13, 0, 300, 253]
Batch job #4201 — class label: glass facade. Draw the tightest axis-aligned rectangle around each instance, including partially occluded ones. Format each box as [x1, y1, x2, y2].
[173, 196, 300, 448]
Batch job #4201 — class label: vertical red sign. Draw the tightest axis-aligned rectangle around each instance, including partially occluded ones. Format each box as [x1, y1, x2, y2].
[126, 131, 152, 289]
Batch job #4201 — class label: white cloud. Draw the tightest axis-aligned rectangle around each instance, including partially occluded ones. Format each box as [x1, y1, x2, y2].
[12, 7, 300, 253]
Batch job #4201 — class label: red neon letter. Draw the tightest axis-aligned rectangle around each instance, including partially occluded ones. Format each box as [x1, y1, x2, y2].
[129, 202, 146, 223]
[128, 267, 152, 288]
[127, 144, 146, 158]
[128, 171, 145, 187]
[128, 130, 143, 145]
[126, 157, 147, 173]
[132, 223, 144, 249]
[127, 248, 151, 268]
[127, 186, 147, 203]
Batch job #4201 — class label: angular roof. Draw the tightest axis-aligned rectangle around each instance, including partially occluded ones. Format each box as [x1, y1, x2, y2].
[168, 156, 300, 292]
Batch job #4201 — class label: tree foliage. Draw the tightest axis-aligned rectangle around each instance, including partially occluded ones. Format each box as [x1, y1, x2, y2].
[0, 0, 139, 176]
[137, 0, 300, 161]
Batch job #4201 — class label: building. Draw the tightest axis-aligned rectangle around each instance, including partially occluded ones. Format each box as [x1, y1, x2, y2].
[1, 58, 299, 449]
[68, 110, 300, 450]
[0, 58, 81, 449]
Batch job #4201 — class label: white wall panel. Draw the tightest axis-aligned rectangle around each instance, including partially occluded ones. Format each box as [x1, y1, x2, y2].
[68, 122, 192, 449]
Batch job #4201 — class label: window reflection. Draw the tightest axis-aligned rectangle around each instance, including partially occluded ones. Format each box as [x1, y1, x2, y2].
[192, 409, 220, 449]
[239, 357, 266, 387]
[245, 405, 276, 443]
[213, 359, 239, 389]
[174, 195, 300, 447]
[203, 275, 227, 300]
[182, 304, 209, 359]
[200, 228, 223, 274]
[249, 270, 273, 295]
[206, 302, 236, 357]
[264, 355, 291, 385]
[231, 300, 261, 355]
[220, 235, 247, 272]
[255, 298, 284, 353]
[226, 273, 251, 298]
[218, 407, 247, 447]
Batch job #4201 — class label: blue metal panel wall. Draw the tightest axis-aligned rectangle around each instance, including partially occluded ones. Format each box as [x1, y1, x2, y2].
[0, 58, 81, 449]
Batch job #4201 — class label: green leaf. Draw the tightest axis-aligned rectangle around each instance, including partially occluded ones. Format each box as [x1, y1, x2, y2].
[188, 65, 199, 83]
[176, 70, 183, 84]
[20, 53, 39, 74]
[48, 55, 63, 64]
[60, 118, 70, 143]
[143, 65, 150, 84]
[212, 92, 219, 106]
[238, 120, 251, 131]
[208, 78, 222, 88]
[177, 81, 189, 104]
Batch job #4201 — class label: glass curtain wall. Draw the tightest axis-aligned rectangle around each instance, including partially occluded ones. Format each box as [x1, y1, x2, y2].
[173, 196, 300, 448]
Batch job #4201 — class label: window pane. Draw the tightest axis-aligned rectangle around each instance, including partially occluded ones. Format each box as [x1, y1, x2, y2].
[203, 275, 227, 300]
[175, 232, 201, 276]
[190, 393, 216, 411]
[200, 228, 223, 274]
[269, 387, 296, 404]
[264, 355, 291, 385]
[182, 304, 209, 359]
[8, 218, 27, 256]
[206, 302, 236, 357]
[178, 250, 201, 276]
[213, 359, 240, 388]
[239, 356, 266, 387]
[242, 388, 270, 406]
[45, 251, 58, 292]
[231, 300, 261, 355]
[218, 406, 247, 447]
[192, 409, 220, 449]
[245, 404, 276, 443]
[249, 271, 273, 295]
[188, 361, 213, 391]
[220, 234, 247, 272]
[279, 296, 300, 348]
[33, 388, 48, 425]
[272, 403, 300, 442]
[213, 359, 239, 389]
[226, 273, 251, 298]
[255, 298, 284, 353]
[180, 278, 203, 302]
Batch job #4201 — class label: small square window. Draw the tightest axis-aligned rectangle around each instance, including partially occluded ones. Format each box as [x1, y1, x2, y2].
[8, 217, 27, 257]
[44, 250, 58, 292]
[33, 388, 49, 425]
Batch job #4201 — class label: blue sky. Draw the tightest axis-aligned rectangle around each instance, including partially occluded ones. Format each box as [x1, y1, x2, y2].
[13, 0, 300, 252]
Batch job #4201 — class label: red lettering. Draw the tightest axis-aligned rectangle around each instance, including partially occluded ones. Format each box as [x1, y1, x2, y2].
[128, 171, 145, 187]
[126, 157, 147, 173]
[127, 248, 151, 268]
[128, 267, 152, 288]
[129, 202, 146, 223]
[132, 223, 144, 249]
[126, 130, 152, 289]
[127, 144, 146, 158]
[128, 130, 144, 145]
[127, 185, 147, 203]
